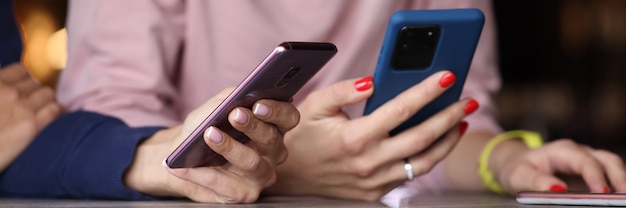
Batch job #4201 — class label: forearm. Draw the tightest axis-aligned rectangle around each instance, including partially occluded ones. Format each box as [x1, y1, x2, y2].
[443, 130, 530, 192]
[0, 111, 164, 200]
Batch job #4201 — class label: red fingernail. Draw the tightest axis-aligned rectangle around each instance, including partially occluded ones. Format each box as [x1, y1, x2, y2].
[549, 184, 567, 192]
[459, 121, 468, 138]
[355, 76, 373, 92]
[604, 187, 611, 193]
[464, 99, 479, 115]
[439, 72, 456, 88]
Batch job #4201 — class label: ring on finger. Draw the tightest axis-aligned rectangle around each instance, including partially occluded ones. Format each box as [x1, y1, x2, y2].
[404, 158, 414, 181]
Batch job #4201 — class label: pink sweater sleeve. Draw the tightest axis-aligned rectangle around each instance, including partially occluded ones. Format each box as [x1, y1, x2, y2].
[58, 0, 186, 127]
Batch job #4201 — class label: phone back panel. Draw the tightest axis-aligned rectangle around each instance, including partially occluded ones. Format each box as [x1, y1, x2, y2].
[363, 9, 484, 136]
[166, 42, 337, 168]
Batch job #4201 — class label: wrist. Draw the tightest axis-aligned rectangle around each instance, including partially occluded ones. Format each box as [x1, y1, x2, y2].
[478, 130, 543, 194]
[124, 126, 182, 196]
[488, 139, 530, 184]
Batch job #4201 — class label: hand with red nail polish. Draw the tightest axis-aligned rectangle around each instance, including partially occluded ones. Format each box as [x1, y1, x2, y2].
[265, 71, 475, 201]
[486, 138, 626, 195]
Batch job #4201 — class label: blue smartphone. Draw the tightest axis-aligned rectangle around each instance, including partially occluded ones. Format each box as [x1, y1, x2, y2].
[363, 9, 484, 136]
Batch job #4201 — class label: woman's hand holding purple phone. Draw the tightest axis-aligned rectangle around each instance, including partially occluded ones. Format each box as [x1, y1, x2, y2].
[124, 88, 297, 203]
[263, 71, 477, 201]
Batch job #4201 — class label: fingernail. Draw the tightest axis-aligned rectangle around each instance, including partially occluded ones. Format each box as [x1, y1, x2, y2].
[253, 103, 270, 117]
[549, 184, 567, 192]
[439, 71, 456, 88]
[355, 76, 373, 92]
[206, 127, 223, 144]
[464, 99, 479, 115]
[604, 187, 611, 193]
[459, 121, 468, 137]
[233, 108, 249, 124]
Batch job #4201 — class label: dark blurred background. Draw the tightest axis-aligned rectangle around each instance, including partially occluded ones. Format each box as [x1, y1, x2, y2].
[11, 0, 626, 156]
[494, 0, 626, 156]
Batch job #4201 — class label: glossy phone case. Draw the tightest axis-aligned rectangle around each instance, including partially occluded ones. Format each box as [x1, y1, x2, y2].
[363, 9, 484, 135]
[517, 191, 626, 206]
[166, 42, 337, 168]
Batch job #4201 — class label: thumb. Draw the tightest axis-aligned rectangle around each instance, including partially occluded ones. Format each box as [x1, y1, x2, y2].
[299, 76, 373, 117]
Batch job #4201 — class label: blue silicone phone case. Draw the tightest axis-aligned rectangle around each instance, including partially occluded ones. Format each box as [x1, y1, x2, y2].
[363, 9, 484, 136]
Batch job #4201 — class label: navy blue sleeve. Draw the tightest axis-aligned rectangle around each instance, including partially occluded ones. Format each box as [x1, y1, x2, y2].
[0, 0, 23, 66]
[0, 111, 166, 200]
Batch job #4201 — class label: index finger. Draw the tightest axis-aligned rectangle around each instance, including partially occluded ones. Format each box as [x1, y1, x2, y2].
[358, 71, 453, 135]
[547, 140, 608, 193]
[586, 149, 626, 192]
[252, 99, 300, 134]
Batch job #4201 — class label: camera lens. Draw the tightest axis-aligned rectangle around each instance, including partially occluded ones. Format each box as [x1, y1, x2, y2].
[401, 43, 410, 51]
[275, 67, 301, 88]
[392, 26, 440, 69]
[284, 67, 301, 78]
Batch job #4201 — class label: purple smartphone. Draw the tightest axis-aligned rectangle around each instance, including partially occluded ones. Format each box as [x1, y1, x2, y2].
[165, 42, 337, 168]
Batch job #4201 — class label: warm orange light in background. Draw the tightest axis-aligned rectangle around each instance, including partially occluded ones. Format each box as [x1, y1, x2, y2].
[46, 28, 67, 70]
[20, 9, 57, 85]
[13, 0, 67, 87]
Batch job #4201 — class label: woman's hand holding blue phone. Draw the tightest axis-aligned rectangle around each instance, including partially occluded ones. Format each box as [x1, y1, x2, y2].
[363, 8, 484, 135]
[262, 9, 484, 200]
[264, 71, 478, 200]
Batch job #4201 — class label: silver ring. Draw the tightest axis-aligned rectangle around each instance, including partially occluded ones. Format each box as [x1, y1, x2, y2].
[404, 158, 414, 181]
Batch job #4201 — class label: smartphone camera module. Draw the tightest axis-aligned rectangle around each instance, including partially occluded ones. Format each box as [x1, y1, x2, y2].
[275, 66, 301, 87]
[391, 26, 440, 70]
